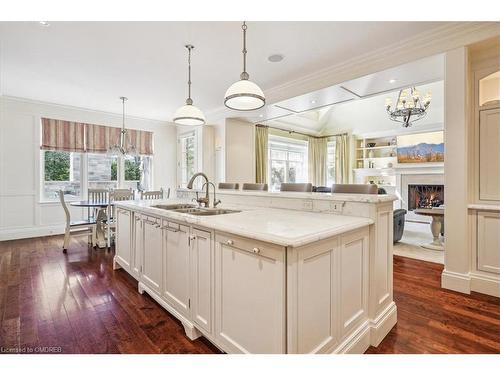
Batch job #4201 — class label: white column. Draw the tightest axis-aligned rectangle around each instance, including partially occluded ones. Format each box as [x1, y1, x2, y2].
[441, 47, 472, 294]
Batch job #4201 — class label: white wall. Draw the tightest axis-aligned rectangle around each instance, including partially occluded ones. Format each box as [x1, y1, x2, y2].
[0, 96, 176, 240]
[225, 118, 255, 184]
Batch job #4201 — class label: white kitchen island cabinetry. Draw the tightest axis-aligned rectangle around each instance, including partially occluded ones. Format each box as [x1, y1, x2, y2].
[163, 220, 191, 318]
[114, 196, 396, 354]
[141, 216, 163, 294]
[190, 228, 214, 335]
[214, 232, 286, 354]
[113, 208, 132, 271]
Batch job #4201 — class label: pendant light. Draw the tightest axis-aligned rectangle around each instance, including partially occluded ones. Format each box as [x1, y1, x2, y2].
[108, 97, 137, 156]
[224, 22, 265, 111]
[173, 45, 206, 126]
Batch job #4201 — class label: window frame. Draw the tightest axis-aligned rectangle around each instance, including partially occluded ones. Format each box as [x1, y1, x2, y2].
[326, 140, 336, 187]
[40, 150, 154, 202]
[177, 130, 199, 188]
[268, 135, 309, 191]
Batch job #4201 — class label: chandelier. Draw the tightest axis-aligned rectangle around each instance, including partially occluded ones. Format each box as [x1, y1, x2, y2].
[224, 22, 265, 111]
[108, 97, 137, 156]
[385, 87, 431, 128]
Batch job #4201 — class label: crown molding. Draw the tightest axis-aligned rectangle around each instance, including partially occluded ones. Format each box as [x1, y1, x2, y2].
[207, 22, 500, 124]
[0, 95, 175, 126]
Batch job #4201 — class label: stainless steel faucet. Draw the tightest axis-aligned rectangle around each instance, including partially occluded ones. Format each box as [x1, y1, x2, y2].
[202, 182, 221, 208]
[187, 172, 221, 208]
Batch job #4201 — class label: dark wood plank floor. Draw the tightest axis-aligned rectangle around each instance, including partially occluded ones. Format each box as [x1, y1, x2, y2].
[0, 235, 499, 354]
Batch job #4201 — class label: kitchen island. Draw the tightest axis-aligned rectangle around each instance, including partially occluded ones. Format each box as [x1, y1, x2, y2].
[113, 193, 396, 354]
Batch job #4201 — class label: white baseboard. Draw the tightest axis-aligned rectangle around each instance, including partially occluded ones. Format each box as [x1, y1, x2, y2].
[0, 224, 65, 241]
[470, 272, 500, 298]
[369, 302, 398, 347]
[441, 269, 471, 294]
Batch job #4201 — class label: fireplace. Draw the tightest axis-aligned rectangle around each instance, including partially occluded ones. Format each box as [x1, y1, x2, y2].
[408, 184, 444, 211]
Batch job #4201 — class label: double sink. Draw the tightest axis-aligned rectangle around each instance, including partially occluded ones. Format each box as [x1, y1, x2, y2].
[152, 203, 241, 216]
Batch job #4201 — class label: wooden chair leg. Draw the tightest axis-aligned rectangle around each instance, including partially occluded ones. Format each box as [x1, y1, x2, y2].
[63, 227, 70, 253]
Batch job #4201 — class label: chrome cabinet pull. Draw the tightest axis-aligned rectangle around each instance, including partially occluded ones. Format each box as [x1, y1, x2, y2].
[161, 226, 179, 232]
[252, 247, 261, 254]
[226, 239, 234, 246]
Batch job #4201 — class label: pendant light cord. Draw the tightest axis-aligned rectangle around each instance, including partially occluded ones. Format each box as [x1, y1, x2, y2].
[186, 45, 194, 105]
[240, 22, 249, 80]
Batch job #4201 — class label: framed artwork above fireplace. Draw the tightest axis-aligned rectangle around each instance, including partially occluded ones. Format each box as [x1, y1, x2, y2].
[397, 131, 444, 164]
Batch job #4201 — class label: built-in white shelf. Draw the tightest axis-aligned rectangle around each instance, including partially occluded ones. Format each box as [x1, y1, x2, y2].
[356, 145, 397, 151]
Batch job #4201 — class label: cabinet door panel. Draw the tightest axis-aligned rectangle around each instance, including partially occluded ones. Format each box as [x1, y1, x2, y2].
[477, 211, 500, 274]
[115, 209, 132, 270]
[164, 222, 190, 316]
[479, 108, 500, 201]
[340, 230, 369, 337]
[131, 214, 143, 279]
[190, 228, 213, 334]
[295, 239, 339, 354]
[215, 238, 285, 354]
[142, 218, 163, 293]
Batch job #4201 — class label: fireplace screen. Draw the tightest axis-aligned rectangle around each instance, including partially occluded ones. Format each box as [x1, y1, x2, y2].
[408, 184, 444, 210]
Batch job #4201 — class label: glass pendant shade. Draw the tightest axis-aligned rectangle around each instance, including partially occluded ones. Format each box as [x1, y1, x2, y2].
[224, 79, 265, 111]
[173, 103, 206, 126]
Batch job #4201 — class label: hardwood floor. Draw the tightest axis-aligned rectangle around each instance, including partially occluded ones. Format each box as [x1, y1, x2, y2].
[0, 235, 499, 354]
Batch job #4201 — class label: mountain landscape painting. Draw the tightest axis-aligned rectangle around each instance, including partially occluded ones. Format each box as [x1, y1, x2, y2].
[397, 131, 444, 163]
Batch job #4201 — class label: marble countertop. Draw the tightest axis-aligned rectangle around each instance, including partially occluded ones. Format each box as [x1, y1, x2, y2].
[115, 199, 374, 248]
[177, 188, 397, 204]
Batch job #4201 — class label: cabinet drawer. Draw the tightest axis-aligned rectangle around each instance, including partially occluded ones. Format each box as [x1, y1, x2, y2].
[215, 232, 285, 261]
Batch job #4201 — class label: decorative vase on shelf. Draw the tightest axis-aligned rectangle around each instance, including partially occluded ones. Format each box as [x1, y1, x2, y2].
[368, 150, 374, 158]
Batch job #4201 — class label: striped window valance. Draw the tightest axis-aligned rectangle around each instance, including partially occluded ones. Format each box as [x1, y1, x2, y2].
[41, 118, 86, 152]
[41, 118, 154, 155]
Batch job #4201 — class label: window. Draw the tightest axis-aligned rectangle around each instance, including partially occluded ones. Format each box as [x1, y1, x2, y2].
[268, 136, 308, 191]
[178, 131, 197, 187]
[326, 141, 336, 187]
[40, 151, 153, 201]
[42, 150, 82, 200]
[123, 155, 152, 191]
[87, 153, 118, 190]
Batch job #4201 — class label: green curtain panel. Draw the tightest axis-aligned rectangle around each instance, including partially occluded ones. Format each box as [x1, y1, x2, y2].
[308, 136, 327, 186]
[255, 126, 268, 183]
[335, 133, 350, 184]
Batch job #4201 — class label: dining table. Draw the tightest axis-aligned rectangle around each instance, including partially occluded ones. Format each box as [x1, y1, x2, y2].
[70, 200, 114, 248]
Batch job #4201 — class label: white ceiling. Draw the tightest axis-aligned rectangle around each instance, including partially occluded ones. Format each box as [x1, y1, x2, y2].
[0, 21, 447, 121]
[264, 53, 444, 135]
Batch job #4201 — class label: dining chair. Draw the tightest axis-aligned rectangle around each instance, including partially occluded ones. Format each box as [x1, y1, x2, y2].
[242, 183, 268, 191]
[280, 183, 313, 192]
[59, 190, 96, 253]
[331, 183, 378, 194]
[104, 188, 135, 249]
[218, 182, 240, 190]
[87, 188, 110, 220]
[140, 188, 166, 200]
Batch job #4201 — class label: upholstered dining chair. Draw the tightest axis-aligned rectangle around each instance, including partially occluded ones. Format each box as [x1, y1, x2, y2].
[218, 182, 240, 190]
[59, 190, 96, 253]
[140, 187, 170, 200]
[242, 183, 268, 191]
[280, 183, 313, 192]
[331, 183, 378, 194]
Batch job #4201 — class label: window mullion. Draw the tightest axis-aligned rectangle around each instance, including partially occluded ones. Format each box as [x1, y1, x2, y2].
[81, 152, 88, 199]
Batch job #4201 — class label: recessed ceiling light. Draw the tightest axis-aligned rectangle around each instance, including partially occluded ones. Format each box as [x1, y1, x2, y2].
[259, 114, 264, 117]
[39, 21, 50, 27]
[389, 79, 397, 84]
[268, 54, 284, 63]
[310, 100, 316, 104]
